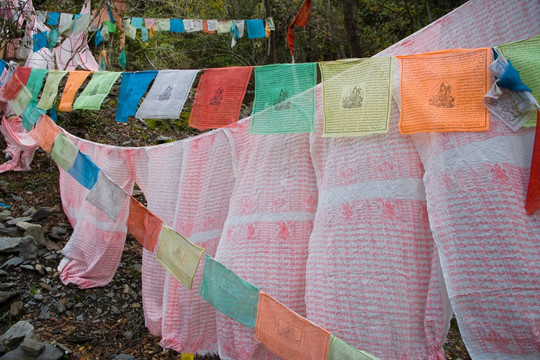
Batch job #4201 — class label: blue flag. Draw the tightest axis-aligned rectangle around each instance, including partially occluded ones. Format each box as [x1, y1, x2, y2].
[115, 70, 158, 122]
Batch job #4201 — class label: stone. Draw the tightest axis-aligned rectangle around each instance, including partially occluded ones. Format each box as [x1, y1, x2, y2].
[55, 300, 65, 314]
[110, 354, 134, 360]
[0, 238, 23, 253]
[0, 321, 34, 348]
[0, 283, 16, 290]
[51, 226, 66, 236]
[0, 270, 6, 276]
[18, 236, 37, 260]
[0, 227, 22, 237]
[34, 294, 43, 301]
[0, 210, 11, 221]
[35, 264, 44, 274]
[20, 265, 35, 271]
[10, 195, 23, 202]
[15, 223, 44, 246]
[10, 300, 23, 317]
[39, 306, 50, 320]
[7, 217, 31, 226]
[156, 135, 173, 144]
[0, 291, 18, 305]
[0, 257, 23, 270]
[21, 207, 35, 217]
[75, 314, 84, 321]
[29, 207, 56, 222]
[21, 333, 44, 356]
[0, 343, 63, 360]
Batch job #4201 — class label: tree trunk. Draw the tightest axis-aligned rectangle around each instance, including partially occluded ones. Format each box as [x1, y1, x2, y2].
[343, 0, 364, 58]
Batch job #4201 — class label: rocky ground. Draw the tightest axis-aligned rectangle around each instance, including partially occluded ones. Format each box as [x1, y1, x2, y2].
[0, 108, 471, 359]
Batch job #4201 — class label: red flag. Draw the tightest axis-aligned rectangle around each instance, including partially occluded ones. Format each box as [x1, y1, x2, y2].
[525, 110, 540, 214]
[287, 0, 312, 56]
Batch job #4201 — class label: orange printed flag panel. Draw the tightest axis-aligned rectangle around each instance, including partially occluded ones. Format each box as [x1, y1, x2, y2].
[59, 70, 92, 112]
[127, 196, 162, 252]
[255, 292, 330, 360]
[29, 114, 60, 153]
[188, 66, 252, 130]
[397, 48, 491, 134]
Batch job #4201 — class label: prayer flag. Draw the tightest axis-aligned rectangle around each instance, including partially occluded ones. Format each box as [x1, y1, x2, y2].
[51, 133, 78, 171]
[156, 224, 205, 289]
[22, 101, 45, 131]
[68, 150, 100, 190]
[47, 29, 59, 50]
[29, 114, 59, 153]
[154, 19, 170, 32]
[328, 335, 380, 360]
[37, 11, 47, 24]
[48, 106, 57, 122]
[170, 19, 185, 33]
[145, 18, 156, 27]
[148, 25, 155, 39]
[59, 71, 92, 112]
[105, 20, 117, 33]
[255, 292, 330, 360]
[136, 69, 198, 120]
[287, 0, 312, 56]
[246, 19, 266, 39]
[47, 12, 60, 26]
[131, 17, 143, 29]
[59, 13, 73, 30]
[127, 196, 162, 251]
[266, 17, 275, 31]
[251, 63, 316, 134]
[86, 171, 128, 221]
[2, 73, 24, 101]
[526, 111, 540, 214]
[9, 85, 31, 116]
[73, 71, 121, 110]
[206, 20, 218, 32]
[116, 70, 158, 122]
[498, 35, 540, 126]
[189, 66, 252, 130]
[397, 48, 490, 134]
[73, 13, 91, 35]
[118, 48, 127, 70]
[217, 20, 232, 34]
[184, 19, 203, 33]
[38, 70, 68, 110]
[32, 32, 48, 52]
[141, 27, 149, 42]
[202, 20, 215, 34]
[319, 57, 394, 136]
[124, 20, 137, 39]
[25, 68, 48, 101]
[200, 254, 260, 328]
[13, 67, 31, 85]
[95, 29, 103, 46]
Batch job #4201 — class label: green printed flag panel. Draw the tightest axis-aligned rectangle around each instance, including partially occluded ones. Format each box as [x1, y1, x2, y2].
[9, 86, 32, 116]
[22, 100, 45, 131]
[156, 224, 205, 289]
[499, 34, 540, 127]
[73, 71, 121, 110]
[26, 68, 48, 101]
[328, 335, 380, 360]
[199, 254, 260, 328]
[319, 57, 394, 137]
[38, 70, 67, 110]
[250, 63, 316, 134]
[51, 133, 78, 171]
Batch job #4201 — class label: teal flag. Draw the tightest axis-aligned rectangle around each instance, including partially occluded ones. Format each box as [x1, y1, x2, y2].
[73, 71, 121, 110]
[22, 100, 45, 131]
[118, 48, 126, 70]
[199, 254, 260, 328]
[250, 63, 316, 134]
[26, 68, 48, 101]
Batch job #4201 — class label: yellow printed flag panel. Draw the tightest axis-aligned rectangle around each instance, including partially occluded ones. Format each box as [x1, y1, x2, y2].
[156, 224, 205, 289]
[397, 48, 490, 134]
[320, 57, 394, 137]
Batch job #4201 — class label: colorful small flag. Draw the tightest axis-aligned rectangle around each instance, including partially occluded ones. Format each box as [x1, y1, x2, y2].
[2, 73, 24, 101]
[32, 32, 48, 52]
[73, 71, 121, 111]
[255, 292, 330, 360]
[124, 21, 137, 39]
[67, 150, 100, 190]
[9, 85, 31, 116]
[13, 67, 31, 85]
[154, 19, 170, 32]
[251, 63, 316, 134]
[136, 69, 198, 120]
[189, 66, 252, 130]
[116, 70, 158, 122]
[25, 68, 48, 101]
[217, 20, 232, 34]
[118, 48, 127, 70]
[47, 29, 59, 50]
[131, 17, 143, 29]
[328, 335, 380, 360]
[22, 101, 45, 131]
[156, 224, 205, 289]
[200, 254, 260, 327]
[287, 0, 312, 56]
[86, 171, 128, 221]
[51, 133, 78, 171]
[47, 12, 60, 26]
[141, 27, 149, 42]
[59, 70, 92, 112]
[397, 48, 490, 134]
[246, 19, 266, 39]
[319, 57, 394, 137]
[94, 29, 103, 46]
[127, 196, 162, 251]
[105, 20, 117, 33]
[170, 19, 185, 33]
[29, 114, 59, 153]
[37, 70, 68, 110]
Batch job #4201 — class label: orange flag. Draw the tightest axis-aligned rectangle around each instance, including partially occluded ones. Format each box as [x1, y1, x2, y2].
[29, 115, 59, 153]
[127, 196, 162, 252]
[59, 70, 92, 112]
[397, 48, 491, 134]
[287, 0, 312, 57]
[255, 292, 330, 360]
